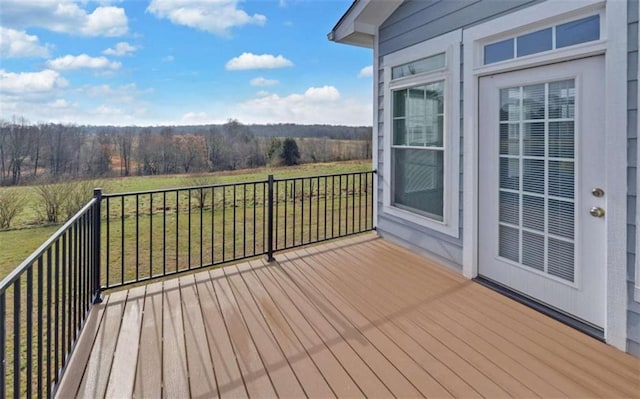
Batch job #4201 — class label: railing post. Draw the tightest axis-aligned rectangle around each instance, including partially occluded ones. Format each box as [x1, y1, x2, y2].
[93, 188, 103, 303]
[267, 175, 275, 262]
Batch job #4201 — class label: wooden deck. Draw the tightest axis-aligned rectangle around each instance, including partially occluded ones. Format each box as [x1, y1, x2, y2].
[57, 233, 640, 398]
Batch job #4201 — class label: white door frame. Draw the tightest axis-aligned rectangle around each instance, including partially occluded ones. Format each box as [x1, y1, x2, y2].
[461, 0, 627, 349]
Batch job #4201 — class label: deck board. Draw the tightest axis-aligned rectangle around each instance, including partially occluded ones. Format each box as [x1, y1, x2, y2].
[105, 286, 144, 398]
[162, 278, 190, 397]
[57, 234, 640, 398]
[133, 280, 162, 399]
[179, 275, 218, 398]
[76, 289, 127, 398]
[297, 244, 512, 398]
[193, 270, 247, 398]
[249, 258, 365, 398]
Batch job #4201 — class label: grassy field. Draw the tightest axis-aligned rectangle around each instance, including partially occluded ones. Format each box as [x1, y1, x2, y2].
[0, 160, 371, 277]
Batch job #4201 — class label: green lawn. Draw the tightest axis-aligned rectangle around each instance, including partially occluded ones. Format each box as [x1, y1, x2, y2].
[0, 160, 371, 278]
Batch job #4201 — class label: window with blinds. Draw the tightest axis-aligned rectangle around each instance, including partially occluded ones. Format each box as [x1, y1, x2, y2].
[391, 81, 445, 221]
[498, 80, 576, 282]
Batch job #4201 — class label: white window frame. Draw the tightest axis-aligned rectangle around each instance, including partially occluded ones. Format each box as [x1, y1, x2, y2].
[462, 0, 627, 350]
[381, 29, 461, 237]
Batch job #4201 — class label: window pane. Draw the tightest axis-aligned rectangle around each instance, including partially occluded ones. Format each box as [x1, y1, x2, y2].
[522, 231, 545, 271]
[499, 191, 519, 225]
[500, 157, 519, 190]
[392, 81, 444, 147]
[392, 53, 445, 79]
[484, 38, 514, 64]
[393, 90, 406, 117]
[500, 87, 520, 122]
[523, 159, 544, 194]
[548, 80, 575, 119]
[517, 28, 552, 57]
[523, 84, 545, 120]
[393, 148, 444, 220]
[556, 15, 599, 48]
[500, 123, 519, 155]
[549, 160, 574, 198]
[549, 121, 574, 158]
[523, 122, 545, 156]
[499, 225, 519, 262]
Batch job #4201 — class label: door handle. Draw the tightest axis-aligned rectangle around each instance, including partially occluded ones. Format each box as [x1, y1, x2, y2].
[589, 207, 605, 218]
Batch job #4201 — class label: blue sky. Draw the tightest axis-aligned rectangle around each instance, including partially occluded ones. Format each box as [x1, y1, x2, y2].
[0, 0, 374, 126]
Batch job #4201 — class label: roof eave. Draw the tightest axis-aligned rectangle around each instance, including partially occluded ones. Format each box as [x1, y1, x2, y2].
[328, 0, 403, 48]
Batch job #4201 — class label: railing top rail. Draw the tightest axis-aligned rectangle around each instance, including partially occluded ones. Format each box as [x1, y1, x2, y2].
[102, 178, 269, 198]
[273, 170, 375, 182]
[0, 198, 97, 293]
[101, 170, 375, 198]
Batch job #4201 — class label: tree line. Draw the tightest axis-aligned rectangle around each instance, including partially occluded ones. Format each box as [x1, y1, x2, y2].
[0, 118, 371, 186]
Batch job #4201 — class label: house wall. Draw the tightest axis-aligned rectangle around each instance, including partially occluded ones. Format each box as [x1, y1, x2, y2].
[375, 0, 640, 354]
[375, 0, 540, 271]
[627, 0, 640, 357]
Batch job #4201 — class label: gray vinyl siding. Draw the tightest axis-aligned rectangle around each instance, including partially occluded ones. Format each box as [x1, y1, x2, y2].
[627, 0, 640, 358]
[379, 0, 541, 57]
[375, 0, 539, 270]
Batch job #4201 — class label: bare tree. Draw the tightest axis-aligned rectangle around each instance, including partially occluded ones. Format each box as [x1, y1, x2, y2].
[114, 127, 134, 176]
[0, 119, 8, 184]
[6, 117, 33, 185]
[175, 134, 205, 173]
[43, 123, 83, 177]
[84, 133, 112, 176]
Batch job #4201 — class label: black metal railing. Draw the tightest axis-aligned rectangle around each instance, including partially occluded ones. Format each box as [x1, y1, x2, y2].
[101, 170, 375, 289]
[0, 197, 101, 399]
[0, 170, 374, 397]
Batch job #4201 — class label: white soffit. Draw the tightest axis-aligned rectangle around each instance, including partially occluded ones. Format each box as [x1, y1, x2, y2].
[329, 0, 403, 48]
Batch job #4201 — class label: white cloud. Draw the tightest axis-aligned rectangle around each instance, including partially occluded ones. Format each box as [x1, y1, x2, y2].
[81, 83, 153, 104]
[232, 85, 371, 125]
[46, 54, 121, 71]
[181, 111, 211, 124]
[0, 69, 68, 94]
[49, 99, 73, 109]
[1, 1, 128, 37]
[250, 77, 279, 87]
[82, 6, 128, 36]
[358, 65, 373, 78]
[162, 55, 175, 62]
[147, 0, 266, 37]
[0, 27, 50, 58]
[226, 53, 293, 71]
[103, 41, 137, 56]
[303, 86, 340, 101]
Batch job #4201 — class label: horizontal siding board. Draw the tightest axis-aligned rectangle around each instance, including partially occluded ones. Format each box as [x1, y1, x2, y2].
[380, 0, 481, 43]
[380, 0, 540, 56]
[377, 212, 463, 268]
[380, 0, 440, 28]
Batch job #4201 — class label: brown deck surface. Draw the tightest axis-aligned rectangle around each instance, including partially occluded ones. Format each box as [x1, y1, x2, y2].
[57, 233, 640, 398]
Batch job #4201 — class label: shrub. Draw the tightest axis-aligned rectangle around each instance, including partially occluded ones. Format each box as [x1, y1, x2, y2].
[34, 182, 68, 224]
[0, 190, 25, 229]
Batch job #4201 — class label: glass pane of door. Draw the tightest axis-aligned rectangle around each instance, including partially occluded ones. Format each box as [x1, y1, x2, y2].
[497, 79, 576, 282]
